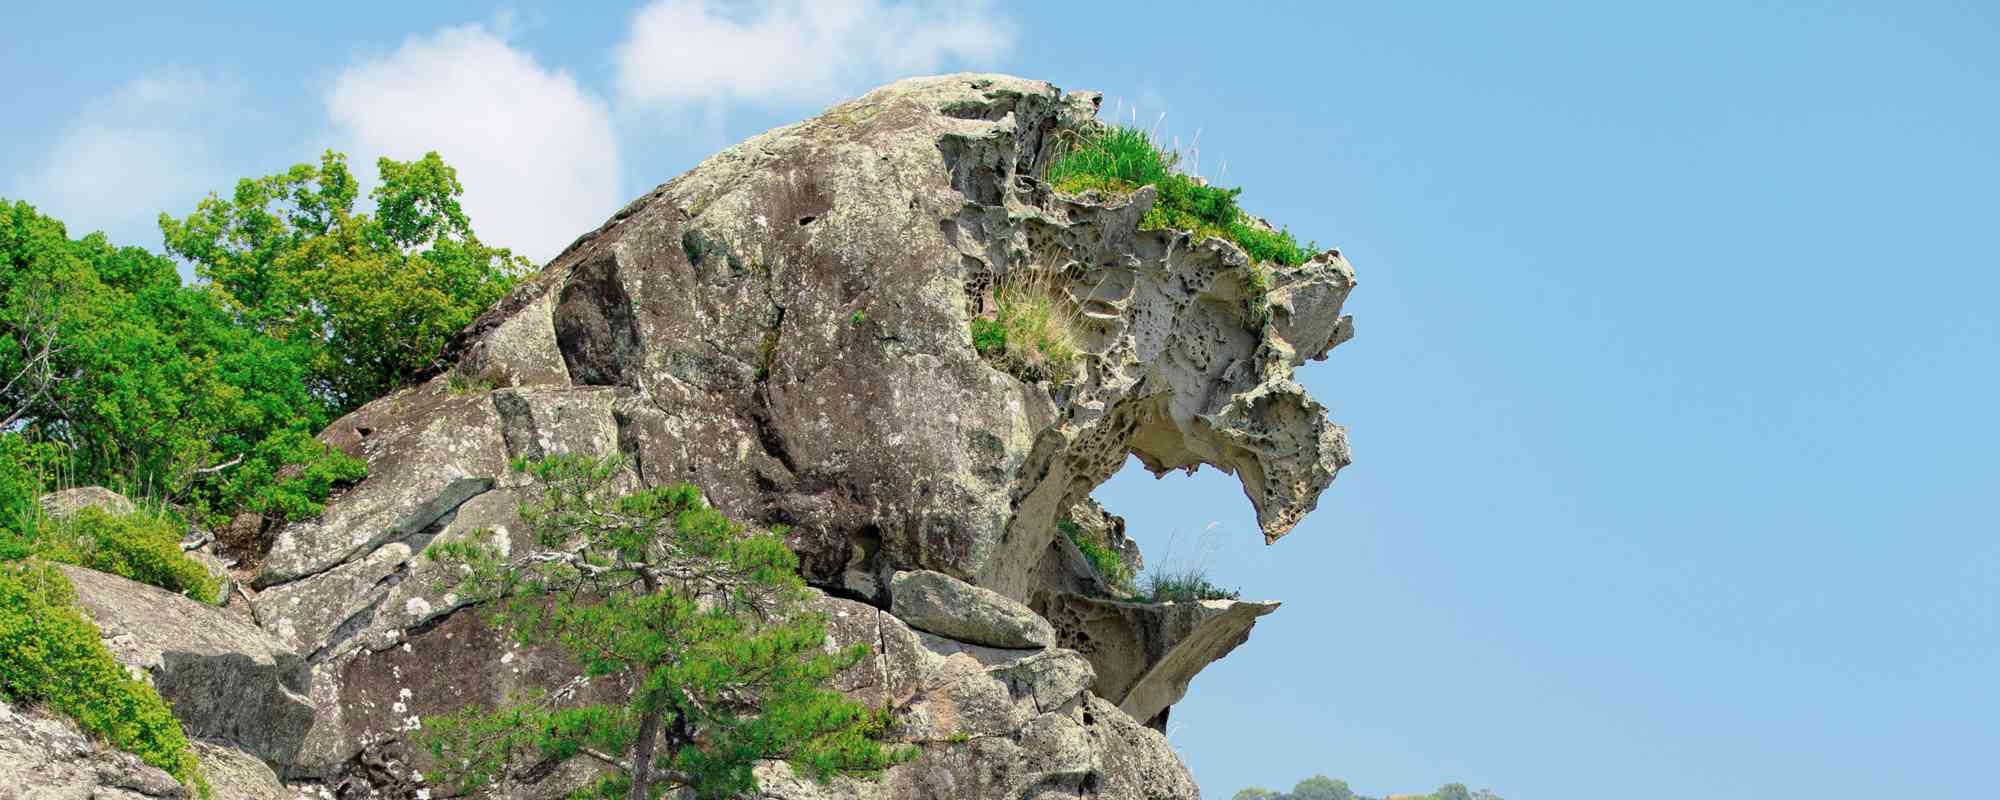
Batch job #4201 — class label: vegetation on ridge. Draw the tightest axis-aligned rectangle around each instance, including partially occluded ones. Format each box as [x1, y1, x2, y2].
[420, 454, 913, 800]
[19, 504, 224, 605]
[2, 149, 521, 538]
[0, 148, 524, 794]
[1045, 122, 1317, 326]
[0, 561, 208, 796]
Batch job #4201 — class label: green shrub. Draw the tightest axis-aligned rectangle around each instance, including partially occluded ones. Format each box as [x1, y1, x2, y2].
[0, 561, 206, 796]
[1059, 517, 1134, 596]
[1045, 123, 1317, 324]
[972, 271, 1080, 383]
[33, 506, 222, 605]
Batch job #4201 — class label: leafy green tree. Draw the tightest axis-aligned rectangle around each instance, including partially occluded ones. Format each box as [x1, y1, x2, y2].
[1291, 775, 1358, 800]
[0, 201, 363, 526]
[1431, 785, 1473, 800]
[160, 150, 529, 414]
[1234, 775, 1501, 800]
[420, 454, 912, 800]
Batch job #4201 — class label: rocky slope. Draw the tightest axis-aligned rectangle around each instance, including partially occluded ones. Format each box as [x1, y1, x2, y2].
[9, 73, 1356, 799]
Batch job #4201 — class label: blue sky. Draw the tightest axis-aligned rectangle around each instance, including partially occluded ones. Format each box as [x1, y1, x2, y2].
[5, 2, 1996, 798]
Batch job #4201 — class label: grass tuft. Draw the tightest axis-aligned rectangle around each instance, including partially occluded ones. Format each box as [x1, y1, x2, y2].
[971, 270, 1081, 383]
[1140, 569, 1241, 603]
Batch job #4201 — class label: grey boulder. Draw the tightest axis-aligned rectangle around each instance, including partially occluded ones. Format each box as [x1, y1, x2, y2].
[892, 569, 1056, 649]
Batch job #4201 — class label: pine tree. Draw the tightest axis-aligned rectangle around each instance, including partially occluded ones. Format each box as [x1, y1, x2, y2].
[420, 454, 911, 800]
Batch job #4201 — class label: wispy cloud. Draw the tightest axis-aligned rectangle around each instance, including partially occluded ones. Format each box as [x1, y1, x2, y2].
[15, 69, 236, 248]
[325, 23, 622, 265]
[613, 0, 1015, 112]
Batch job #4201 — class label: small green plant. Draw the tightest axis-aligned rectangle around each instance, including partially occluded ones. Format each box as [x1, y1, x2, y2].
[31, 505, 222, 605]
[0, 561, 208, 796]
[851, 309, 868, 325]
[1059, 517, 1134, 596]
[1135, 526, 1240, 603]
[446, 365, 504, 396]
[971, 270, 1081, 383]
[945, 731, 973, 744]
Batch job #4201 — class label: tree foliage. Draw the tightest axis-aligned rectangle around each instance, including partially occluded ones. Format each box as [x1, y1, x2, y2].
[160, 150, 529, 413]
[421, 454, 912, 800]
[1234, 775, 1503, 800]
[2, 150, 522, 528]
[0, 200, 364, 526]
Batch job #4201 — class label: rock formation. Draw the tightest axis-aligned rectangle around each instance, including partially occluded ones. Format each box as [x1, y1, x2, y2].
[11, 73, 1357, 799]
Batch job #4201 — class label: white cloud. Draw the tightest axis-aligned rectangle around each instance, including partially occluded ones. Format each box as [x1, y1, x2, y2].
[614, 0, 1015, 111]
[326, 24, 621, 265]
[16, 70, 235, 249]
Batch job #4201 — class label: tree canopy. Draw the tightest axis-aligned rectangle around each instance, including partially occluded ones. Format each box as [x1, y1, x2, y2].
[1, 150, 525, 534]
[1234, 775, 1503, 800]
[160, 150, 528, 413]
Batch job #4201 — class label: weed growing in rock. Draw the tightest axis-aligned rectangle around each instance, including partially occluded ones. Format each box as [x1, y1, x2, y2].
[1059, 516, 1135, 596]
[1136, 525, 1240, 603]
[0, 561, 207, 796]
[421, 453, 912, 800]
[970, 269, 1081, 384]
[445, 365, 507, 396]
[1141, 569, 1241, 603]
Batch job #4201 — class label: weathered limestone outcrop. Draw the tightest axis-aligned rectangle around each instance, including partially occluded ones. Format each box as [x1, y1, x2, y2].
[199, 73, 1355, 799]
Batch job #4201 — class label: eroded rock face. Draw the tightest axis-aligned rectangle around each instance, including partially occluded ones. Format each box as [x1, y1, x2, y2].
[231, 73, 1354, 799]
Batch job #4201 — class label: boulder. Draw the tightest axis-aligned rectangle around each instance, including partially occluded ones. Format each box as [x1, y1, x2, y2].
[58, 565, 315, 773]
[192, 741, 287, 799]
[38, 486, 137, 518]
[891, 569, 1056, 649]
[0, 701, 186, 799]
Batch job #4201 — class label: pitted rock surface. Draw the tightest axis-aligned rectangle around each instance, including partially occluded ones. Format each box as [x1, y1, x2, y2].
[232, 73, 1355, 800]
